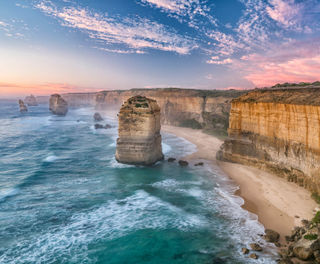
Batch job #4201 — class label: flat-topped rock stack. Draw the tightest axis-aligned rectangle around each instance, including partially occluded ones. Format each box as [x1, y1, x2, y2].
[115, 96, 164, 165]
[49, 94, 68, 116]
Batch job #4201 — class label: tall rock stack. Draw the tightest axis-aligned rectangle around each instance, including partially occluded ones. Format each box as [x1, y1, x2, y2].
[115, 96, 164, 165]
[49, 94, 68, 116]
[25, 95, 38, 106]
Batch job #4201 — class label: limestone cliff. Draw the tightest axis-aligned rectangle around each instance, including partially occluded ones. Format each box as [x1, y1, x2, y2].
[49, 94, 68, 116]
[95, 88, 245, 133]
[217, 88, 320, 194]
[115, 96, 163, 165]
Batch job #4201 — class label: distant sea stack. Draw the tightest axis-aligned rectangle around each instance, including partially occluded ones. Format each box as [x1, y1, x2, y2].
[115, 96, 164, 165]
[49, 94, 68, 116]
[19, 100, 28, 112]
[217, 88, 320, 194]
[24, 95, 38, 106]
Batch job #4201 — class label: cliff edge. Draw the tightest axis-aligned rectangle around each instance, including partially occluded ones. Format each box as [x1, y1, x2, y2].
[217, 88, 320, 194]
[115, 96, 163, 165]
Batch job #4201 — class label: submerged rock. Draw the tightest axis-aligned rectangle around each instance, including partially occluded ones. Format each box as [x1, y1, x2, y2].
[19, 100, 28, 112]
[168, 158, 176, 162]
[95, 124, 112, 129]
[249, 243, 263, 251]
[49, 94, 68, 116]
[93, 112, 103, 122]
[249, 253, 259, 259]
[24, 94, 38, 106]
[241, 248, 249, 254]
[194, 162, 204, 166]
[178, 160, 188, 166]
[115, 96, 164, 165]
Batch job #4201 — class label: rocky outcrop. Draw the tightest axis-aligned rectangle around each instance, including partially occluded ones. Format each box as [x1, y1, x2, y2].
[19, 100, 28, 112]
[24, 95, 38, 106]
[49, 94, 68, 116]
[115, 96, 163, 165]
[217, 88, 320, 194]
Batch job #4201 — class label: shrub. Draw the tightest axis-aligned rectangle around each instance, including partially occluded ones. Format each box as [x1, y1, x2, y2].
[312, 211, 320, 224]
[311, 193, 320, 204]
[304, 234, 318, 240]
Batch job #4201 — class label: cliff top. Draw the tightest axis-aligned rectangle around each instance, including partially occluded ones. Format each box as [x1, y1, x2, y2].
[120, 96, 160, 113]
[233, 87, 320, 105]
[98, 88, 248, 98]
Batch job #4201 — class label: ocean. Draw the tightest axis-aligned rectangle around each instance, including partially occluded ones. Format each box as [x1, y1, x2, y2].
[0, 100, 277, 264]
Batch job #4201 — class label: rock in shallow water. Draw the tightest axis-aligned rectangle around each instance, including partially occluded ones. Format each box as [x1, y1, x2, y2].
[19, 100, 28, 113]
[49, 94, 68, 116]
[115, 96, 163, 165]
[178, 160, 188, 166]
[93, 112, 103, 121]
[264, 229, 280, 243]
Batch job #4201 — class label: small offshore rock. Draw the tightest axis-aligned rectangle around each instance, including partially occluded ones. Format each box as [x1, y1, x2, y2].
[241, 248, 249, 254]
[19, 100, 28, 112]
[249, 253, 259, 259]
[167, 158, 176, 162]
[249, 243, 263, 251]
[93, 112, 103, 122]
[264, 229, 280, 243]
[178, 160, 188, 166]
[194, 162, 204, 166]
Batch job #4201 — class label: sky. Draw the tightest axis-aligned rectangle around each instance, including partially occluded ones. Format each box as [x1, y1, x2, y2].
[0, 0, 320, 97]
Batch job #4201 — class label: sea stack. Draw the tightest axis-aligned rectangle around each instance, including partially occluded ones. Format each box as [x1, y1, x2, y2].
[24, 95, 38, 106]
[19, 100, 28, 112]
[115, 96, 164, 165]
[49, 94, 68, 116]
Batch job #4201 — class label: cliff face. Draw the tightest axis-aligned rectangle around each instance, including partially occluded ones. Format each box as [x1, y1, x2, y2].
[95, 89, 244, 133]
[61, 93, 97, 107]
[115, 96, 163, 165]
[218, 88, 320, 194]
[49, 94, 68, 116]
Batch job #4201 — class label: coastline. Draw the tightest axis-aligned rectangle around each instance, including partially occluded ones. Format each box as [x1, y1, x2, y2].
[162, 125, 318, 241]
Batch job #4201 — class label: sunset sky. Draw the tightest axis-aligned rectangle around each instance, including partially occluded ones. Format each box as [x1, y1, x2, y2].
[0, 0, 319, 97]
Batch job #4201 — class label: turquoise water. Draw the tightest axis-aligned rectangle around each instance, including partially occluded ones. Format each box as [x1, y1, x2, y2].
[0, 100, 277, 264]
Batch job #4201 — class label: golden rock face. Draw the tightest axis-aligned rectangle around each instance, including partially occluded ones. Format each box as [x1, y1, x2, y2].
[218, 89, 320, 194]
[115, 96, 164, 165]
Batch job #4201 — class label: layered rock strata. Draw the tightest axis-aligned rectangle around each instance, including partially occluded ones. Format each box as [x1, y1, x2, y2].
[95, 88, 246, 133]
[49, 94, 68, 116]
[115, 96, 163, 165]
[19, 100, 28, 112]
[24, 95, 38, 106]
[217, 88, 320, 194]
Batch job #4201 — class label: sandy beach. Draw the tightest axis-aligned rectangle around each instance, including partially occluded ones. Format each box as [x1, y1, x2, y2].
[163, 125, 318, 241]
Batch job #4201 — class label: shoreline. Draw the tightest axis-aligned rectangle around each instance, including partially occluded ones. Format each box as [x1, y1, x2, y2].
[162, 125, 317, 241]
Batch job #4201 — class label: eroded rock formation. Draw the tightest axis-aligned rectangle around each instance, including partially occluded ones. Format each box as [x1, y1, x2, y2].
[217, 88, 320, 194]
[115, 96, 163, 165]
[49, 94, 68, 116]
[19, 100, 28, 112]
[24, 95, 38, 106]
[93, 112, 103, 122]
